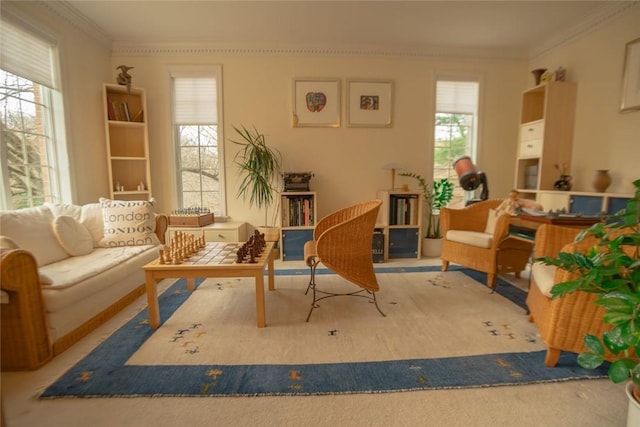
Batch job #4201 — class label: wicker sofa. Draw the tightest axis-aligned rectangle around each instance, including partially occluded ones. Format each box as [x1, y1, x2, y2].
[1, 200, 167, 370]
[526, 223, 634, 367]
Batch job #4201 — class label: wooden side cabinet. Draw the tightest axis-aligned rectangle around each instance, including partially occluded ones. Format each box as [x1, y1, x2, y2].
[377, 190, 422, 260]
[102, 83, 152, 201]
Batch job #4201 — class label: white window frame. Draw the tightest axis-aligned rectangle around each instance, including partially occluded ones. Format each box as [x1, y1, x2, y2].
[0, 10, 70, 210]
[433, 74, 482, 206]
[169, 66, 226, 216]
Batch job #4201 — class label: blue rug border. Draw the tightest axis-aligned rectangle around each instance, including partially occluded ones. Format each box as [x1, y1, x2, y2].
[40, 266, 607, 398]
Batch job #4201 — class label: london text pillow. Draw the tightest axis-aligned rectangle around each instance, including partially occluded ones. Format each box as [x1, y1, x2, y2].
[99, 198, 160, 247]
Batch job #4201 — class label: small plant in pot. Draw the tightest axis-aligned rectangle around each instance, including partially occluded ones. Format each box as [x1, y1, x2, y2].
[539, 179, 640, 417]
[230, 125, 282, 241]
[399, 173, 453, 257]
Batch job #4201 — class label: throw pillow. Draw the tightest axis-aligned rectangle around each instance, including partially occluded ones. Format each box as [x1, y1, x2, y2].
[484, 208, 506, 234]
[80, 203, 104, 246]
[52, 215, 94, 256]
[99, 198, 160, 247]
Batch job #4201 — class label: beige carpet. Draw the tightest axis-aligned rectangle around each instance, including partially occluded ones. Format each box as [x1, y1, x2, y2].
[129, 270, 541, 366]
[0, 260, 629, 427]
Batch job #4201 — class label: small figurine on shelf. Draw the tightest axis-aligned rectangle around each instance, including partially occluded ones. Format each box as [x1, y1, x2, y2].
[116, 65, 134, 94]
[553, 162, 572, 191]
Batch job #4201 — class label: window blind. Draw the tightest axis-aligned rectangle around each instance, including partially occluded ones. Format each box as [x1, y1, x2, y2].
[173, 77, 217, 124]
[0, 17, 57, 89]
[436, 81, 478, 114]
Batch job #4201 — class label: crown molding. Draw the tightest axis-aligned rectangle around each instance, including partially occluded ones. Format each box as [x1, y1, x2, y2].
[110, 42, 525, 62]
[38, 0, 111, 48]
[529, 1, 639, 59]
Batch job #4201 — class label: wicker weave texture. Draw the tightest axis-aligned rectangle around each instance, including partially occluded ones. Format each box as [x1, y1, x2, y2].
[305, 200, 382, 292]
[440, 199, 529, 286]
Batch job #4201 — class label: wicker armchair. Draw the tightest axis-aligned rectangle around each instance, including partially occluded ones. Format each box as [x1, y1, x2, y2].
[527, 224, 632, 367]
[303, 199, 384, 321]
[440, 199, 532, 287]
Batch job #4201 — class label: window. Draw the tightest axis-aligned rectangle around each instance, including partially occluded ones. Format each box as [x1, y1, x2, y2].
[0, 16, 68, 210]
[171, 68, 225, 216]
[433, 79, 479, 207]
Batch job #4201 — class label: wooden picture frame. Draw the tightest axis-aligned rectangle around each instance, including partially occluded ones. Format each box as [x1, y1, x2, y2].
[292, 78, 341, 127]
[346, 79, 393, 127]
[620, 37, 640, 112]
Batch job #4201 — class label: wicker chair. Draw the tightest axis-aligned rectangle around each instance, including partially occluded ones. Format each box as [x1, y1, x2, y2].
[527, 224, 632, 367]
[440, 199, 532, 287]
[303, 199, 384, 321]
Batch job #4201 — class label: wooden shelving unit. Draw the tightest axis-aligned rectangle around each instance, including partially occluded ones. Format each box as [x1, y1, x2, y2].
[102, 83, 152, 200]
[280, 191, 317, 260]
[377, 190, 422, 260]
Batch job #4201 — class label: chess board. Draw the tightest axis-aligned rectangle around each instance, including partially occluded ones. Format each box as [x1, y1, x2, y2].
[189, 242, 250, 265]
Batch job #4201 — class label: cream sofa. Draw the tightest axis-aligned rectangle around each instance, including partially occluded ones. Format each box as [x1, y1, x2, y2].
[0, 199, 167, 370]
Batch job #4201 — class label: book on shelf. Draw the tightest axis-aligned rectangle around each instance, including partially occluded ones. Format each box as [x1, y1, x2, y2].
[389, 194, 418, 226]
[282, 195, 314, 227]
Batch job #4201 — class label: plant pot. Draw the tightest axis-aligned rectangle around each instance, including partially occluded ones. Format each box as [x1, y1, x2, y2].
[626, 382, 640, 427]
[422, 237, 443, 258]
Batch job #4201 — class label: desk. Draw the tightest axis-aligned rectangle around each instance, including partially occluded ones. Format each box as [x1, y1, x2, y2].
[509, 214, 602, 241]
[143, 241, 276, 329]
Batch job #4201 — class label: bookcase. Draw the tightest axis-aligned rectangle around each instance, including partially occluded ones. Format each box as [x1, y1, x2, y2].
[280, 191, 317, 260]
[513, 82, 577, 203]
[377, 190, 422, 260]
[102, 83, 152, 201]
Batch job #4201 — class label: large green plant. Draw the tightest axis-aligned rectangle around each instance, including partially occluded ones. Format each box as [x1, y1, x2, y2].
[539, 179, 640, 391]
[399, 173, 454, 238]
[230, 125, 282, 227]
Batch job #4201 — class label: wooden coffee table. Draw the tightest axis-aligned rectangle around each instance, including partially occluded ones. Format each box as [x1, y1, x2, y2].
[143, 241, 276, 328]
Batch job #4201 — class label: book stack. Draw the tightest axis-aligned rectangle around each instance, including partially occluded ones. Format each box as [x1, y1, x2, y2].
[282, 195, 314, 226]
[389, 194, 419, 225]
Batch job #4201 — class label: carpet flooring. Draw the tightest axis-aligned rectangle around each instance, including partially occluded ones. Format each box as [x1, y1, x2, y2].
[41, 266, 607, 398]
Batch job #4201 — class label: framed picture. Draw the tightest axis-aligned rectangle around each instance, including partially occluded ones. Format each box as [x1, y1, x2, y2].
[620, 37, 640, 112]
[292, 78, 340, 127]
[346, 79, 393, 127]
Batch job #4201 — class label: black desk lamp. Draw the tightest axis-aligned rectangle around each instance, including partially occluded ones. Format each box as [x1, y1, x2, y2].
[452, 155, 489, 205]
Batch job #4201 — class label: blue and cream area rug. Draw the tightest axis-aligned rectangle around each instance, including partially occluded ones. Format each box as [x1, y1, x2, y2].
[41, 266, 607, 398]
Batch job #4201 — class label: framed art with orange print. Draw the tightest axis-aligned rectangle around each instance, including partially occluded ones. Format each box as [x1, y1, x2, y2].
[292, 78, 341, 127]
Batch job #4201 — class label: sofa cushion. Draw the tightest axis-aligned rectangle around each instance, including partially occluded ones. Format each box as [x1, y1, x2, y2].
[52, 216, 94, 256]
[99, 198, 160, 247]
[45, 202, 82, 220]
[446, 230, 493, 249]
[531, 261, 557, 298]
[80, 203, 104, 246]
[0, 205, 69, 267]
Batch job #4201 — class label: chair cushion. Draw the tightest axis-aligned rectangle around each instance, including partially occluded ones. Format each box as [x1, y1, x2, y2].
[531, 261, 557, 297]
[484, 208, 506, 234]
[446, 230, 493, 249]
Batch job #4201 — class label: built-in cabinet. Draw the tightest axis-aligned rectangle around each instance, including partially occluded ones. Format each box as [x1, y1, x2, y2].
[377, 190, 422, 260]
[538, 191, 631, 216]
[514, 82, 577, 201]
[280, 191, 317, 260]
[102, 84, 152, 201]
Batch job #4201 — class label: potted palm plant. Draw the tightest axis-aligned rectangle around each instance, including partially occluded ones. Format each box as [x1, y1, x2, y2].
[539, 179, 639, 426]
[230, 125, 282, 241]
[399, 172, 454, 257]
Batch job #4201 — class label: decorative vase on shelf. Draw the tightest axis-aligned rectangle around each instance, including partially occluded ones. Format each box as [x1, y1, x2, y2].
[554, 175, 572, 191]
[592, 170, 611, 193]
[531, 68, 547, 86]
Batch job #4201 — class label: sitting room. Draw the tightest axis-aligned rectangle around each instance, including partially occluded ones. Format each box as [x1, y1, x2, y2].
[1, 1, 639, 426]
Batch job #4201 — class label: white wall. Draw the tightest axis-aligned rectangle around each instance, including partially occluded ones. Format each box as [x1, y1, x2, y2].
[111, 53, 525, 226]
[530, 6, 640, 195]
[10, 3, 639, 228]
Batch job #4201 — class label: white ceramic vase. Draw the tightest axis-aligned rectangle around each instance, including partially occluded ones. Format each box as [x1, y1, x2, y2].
[422, 237, 443, 258]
